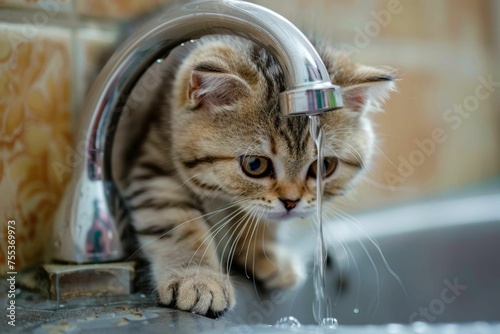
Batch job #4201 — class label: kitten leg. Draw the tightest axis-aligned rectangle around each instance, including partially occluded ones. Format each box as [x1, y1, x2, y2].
[226, 214, 306, 290]
[124, 177, 235, 317]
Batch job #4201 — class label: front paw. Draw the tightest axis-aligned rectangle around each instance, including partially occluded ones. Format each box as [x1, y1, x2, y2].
[157, 267, 235, 318]
[254, 249, 306, 290]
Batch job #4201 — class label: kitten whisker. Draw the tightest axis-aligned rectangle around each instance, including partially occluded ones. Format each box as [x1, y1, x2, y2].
[334, 208, 408, 298]
[171, 172, 204, 191]
[261, 219, 278, 270]
[194, 203, 247, 246]
[242, 139, 264, 157]
[322, 211, 360, 308]
[244, 207, 262, 280]
[330, 139, 370, 174]
[321, 209, 350, 268]
[221, 213, 249, 277]
[189, 208, 251, 283]
[225, 206, 258, 277]
[187, 203, 252, 275]
[211, 203, 256, 275]
[252, 208, 266, 301]
[334, 130, 400, 170]
[125, 198, 249, 260]
[326, 139, 366, 169]
[322, 206, 381, 318]
[225, 218, 248, 276]
[358, 175, 417, 193]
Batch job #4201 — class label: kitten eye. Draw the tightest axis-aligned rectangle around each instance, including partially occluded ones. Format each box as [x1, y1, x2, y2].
[308, 157, 338, 179]
[240, 156, 273, 178]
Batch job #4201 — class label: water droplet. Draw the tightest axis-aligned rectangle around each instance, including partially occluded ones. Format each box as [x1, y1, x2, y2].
[442, 324, 459, 333]
[321, 318, 338, 329]
[181, 43, 185, 46]
[387, 323, 404, 333]
[156, 59, 163, 63]
[140, 294, 146, 298]
[275, 316, 301, 328]
[411, 321, 428, 333]
[353, 308, 359, 314]
[54, 240, 61, 248]
[190, 39, 195, 43]
[15, 288, 21, 295]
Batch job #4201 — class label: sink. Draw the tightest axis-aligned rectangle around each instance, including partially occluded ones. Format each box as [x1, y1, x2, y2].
[220, 186, 500, 326]
[4, 185, 500, 333]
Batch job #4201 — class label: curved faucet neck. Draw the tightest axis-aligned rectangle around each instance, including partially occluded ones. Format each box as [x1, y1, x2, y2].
[52, 0, 342, 263]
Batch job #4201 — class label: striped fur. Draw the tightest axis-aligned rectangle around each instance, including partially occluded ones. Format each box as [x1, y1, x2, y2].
[113, 35, 396, 317]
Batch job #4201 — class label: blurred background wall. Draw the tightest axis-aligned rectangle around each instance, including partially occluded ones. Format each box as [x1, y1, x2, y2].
[0, 0, 499, 272]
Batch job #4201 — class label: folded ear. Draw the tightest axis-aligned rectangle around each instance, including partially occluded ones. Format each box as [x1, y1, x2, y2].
[342, 66, 396, 113]
[188, 70, 250, 112]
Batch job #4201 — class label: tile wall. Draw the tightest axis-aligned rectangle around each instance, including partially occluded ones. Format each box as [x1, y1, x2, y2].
[0, 0, 170, 273]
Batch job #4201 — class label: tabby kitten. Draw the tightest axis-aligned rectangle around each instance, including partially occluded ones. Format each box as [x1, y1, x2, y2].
[116, 35, 395, 317]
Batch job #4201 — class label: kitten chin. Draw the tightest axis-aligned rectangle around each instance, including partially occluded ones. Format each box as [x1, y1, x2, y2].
[262, 207, 315, 221]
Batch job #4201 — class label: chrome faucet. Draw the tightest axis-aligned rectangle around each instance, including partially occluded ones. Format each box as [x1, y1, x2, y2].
[51, 0, 343, 263]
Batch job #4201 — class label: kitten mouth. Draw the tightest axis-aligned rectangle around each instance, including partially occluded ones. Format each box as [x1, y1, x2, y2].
[264, 210, 307, 221]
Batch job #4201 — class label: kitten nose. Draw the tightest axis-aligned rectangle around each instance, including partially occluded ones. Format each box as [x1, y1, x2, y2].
[280, 198, 299, 211]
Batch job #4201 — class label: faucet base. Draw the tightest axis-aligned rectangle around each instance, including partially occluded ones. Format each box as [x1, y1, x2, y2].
[38, 262, 135, 300]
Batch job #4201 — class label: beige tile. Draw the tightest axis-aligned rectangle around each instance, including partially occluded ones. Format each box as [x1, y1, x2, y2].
[445, 0, 493, 46]
[372, 0, 446, 41]
[74, 27, 118, 114]
[76, 0, 171, 19]
[0, 24, 72, 273]
[0, 0, 72, 13]
[336, 62, 500, 212]
[250, 0, 375, 39]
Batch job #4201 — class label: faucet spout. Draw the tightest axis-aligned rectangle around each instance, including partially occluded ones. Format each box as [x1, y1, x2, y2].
[51, 0, 343, 263]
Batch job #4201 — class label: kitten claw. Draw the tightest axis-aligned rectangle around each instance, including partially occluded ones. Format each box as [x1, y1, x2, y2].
[158, 267, 235, 317]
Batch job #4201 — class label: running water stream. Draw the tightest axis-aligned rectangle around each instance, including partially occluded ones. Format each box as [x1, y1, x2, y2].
[274, 116, 337, 330]
[309, 116, 338, 328]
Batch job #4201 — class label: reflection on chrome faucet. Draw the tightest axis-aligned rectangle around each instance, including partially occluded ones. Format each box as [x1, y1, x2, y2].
[85, 199, 113, 262]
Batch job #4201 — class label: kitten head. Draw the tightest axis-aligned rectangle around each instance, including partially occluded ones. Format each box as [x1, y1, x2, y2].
[170, 37, 395, 221]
